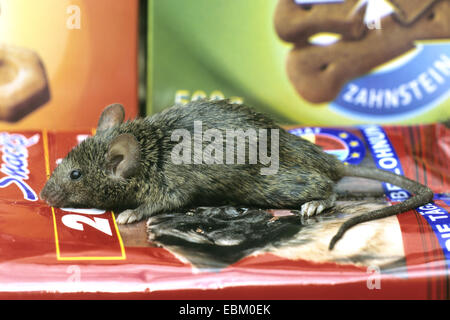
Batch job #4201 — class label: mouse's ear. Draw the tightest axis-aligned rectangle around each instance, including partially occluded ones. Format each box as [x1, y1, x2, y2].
[106, 133, 140, 179]
[96, 103, 125, 134]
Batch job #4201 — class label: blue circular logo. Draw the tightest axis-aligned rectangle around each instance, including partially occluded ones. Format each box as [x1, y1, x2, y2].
[289, 127, 365, 165]
[330, 43, 450, 120]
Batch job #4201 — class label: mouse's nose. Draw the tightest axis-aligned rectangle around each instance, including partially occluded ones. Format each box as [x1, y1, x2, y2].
[39, 183, 50, 202]
[39, 181, 65, 207]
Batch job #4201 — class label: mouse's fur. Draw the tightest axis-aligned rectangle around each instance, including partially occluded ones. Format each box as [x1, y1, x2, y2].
[41, 100, 341, 212]
[40, 101, 433, 249]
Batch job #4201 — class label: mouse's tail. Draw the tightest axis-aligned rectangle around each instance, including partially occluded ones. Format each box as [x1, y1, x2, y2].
[329, 165, 433, 250]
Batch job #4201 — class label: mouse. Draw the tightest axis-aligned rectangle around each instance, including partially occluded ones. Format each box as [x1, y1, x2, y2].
[40, 100, 433, 250]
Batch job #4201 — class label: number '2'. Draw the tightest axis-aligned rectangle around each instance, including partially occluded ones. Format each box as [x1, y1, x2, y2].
[60, 208, 112, 236]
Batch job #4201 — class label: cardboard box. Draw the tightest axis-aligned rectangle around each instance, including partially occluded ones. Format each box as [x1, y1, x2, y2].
[147, 0, 450, 125]
[0, 0, 138, 130]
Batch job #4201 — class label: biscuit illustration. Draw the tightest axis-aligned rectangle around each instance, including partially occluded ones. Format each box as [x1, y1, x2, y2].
[275, 0, 450, 104]
[274, 0, 367, 43]
[390, 0, 440, 25]
[0, 45, 50, 122]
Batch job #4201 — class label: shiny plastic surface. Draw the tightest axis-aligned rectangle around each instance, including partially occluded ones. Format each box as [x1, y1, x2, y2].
[0, 124, 448, 299]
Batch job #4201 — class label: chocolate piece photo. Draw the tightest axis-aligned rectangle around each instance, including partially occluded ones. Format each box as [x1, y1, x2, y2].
[0, 45, 50, 122]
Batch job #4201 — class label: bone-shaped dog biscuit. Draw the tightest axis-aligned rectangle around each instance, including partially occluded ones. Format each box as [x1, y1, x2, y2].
[390, 0, 443, 25]
[274, 0, 367, 44]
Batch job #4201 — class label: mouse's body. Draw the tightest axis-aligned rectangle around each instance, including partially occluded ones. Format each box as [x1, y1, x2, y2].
[40, 100, 433, 249]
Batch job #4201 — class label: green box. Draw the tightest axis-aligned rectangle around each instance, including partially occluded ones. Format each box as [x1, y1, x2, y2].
[147, 0, 450, 125]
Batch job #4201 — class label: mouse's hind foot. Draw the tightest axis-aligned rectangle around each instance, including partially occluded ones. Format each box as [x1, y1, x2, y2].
[300, 194, 336, 217]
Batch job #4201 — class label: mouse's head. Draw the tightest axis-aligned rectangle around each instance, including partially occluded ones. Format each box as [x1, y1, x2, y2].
[40, 103, 141, 209]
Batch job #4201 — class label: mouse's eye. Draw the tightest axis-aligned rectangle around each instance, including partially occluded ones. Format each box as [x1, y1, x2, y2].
[70, 169, 82, 180]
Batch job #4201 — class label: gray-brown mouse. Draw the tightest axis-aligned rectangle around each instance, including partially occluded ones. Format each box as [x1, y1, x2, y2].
[40, 100, 433, 250]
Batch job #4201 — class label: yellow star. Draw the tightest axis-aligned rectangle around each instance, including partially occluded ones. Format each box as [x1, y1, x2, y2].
[300, 133, 316, 144]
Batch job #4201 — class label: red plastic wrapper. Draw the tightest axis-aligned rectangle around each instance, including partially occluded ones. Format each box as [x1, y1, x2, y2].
[0, 123, 448, 299]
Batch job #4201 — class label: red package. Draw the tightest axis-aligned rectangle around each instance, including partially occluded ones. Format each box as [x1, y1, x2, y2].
[0, 123, 448, 299]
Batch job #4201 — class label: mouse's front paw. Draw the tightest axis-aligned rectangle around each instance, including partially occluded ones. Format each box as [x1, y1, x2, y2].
[116, 209, 144, 224]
